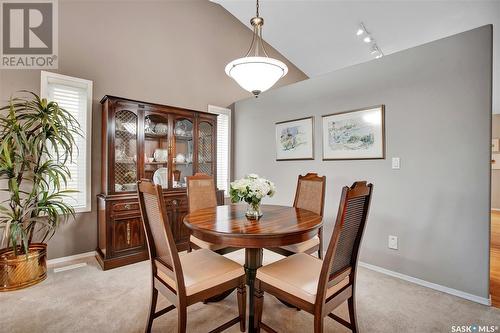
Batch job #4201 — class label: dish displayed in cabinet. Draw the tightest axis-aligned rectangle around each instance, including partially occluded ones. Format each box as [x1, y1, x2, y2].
[153, 167, 168, 188]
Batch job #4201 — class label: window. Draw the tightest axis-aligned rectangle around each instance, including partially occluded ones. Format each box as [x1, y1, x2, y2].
[208, 105, 231, 195]
[41, 71, 93, 213]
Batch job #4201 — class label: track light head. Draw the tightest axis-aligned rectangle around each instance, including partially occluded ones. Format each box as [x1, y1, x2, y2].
[357, 22, 384, 59]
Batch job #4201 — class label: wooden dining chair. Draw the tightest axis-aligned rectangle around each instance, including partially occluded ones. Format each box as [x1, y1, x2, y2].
[137, 180, 246, 333]
[254, 181, 373, 333]
[186, 173, 236, 254]
[269, 173, 326, 259]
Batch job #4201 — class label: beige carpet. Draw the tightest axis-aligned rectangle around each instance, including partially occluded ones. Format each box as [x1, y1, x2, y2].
[1, 249, 499, 333]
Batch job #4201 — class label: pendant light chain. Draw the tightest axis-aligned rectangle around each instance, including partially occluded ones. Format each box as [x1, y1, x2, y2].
[255, 0, 268, 57]
[244, 0, 268, 58]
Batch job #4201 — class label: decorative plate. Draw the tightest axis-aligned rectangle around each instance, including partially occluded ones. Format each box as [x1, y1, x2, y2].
[153, 168, 168, 188]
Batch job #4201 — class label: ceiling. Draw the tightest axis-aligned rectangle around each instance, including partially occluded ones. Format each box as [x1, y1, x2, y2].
[213, 0, 500, 113]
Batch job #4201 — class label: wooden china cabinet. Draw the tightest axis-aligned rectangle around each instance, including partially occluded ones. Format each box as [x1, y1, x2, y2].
[96, 96, 222, 270]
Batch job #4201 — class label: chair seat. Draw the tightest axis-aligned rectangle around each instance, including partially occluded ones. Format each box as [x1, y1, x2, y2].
[157, 249, 244, 296]
[280, 235, 320, 253]
[190, 235, 227, 251]
[256, 252, 349, 303]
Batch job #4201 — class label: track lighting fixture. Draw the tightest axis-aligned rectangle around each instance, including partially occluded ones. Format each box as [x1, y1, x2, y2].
[356, 22, 384, 59]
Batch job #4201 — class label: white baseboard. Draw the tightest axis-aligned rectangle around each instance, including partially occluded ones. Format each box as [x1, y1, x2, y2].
[491, 208, 500, 212]
[53, 262, 88, 273]
[358, 261, 491, 306]
[47, 251, 96, 266]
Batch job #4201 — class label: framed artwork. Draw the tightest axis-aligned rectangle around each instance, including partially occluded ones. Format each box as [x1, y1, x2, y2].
[275, 116, 314, 161]
[493, 154, 500, 170]
[492, 139, 499, 152]
[322, 105, 385, 160]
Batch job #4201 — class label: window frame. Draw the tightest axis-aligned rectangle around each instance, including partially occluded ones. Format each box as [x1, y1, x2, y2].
[40, 71, 93, 213]
[208, 105, 232, 197]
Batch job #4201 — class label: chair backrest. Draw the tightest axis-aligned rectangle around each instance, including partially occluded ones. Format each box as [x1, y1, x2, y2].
[137, 180, 185, 294]
[293, 173, 326, 217]
[317, 181, 373, 303]
[186, 173, 217, 213]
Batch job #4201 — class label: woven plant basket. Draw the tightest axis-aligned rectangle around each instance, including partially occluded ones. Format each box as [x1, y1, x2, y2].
[0, 243, 47, 291]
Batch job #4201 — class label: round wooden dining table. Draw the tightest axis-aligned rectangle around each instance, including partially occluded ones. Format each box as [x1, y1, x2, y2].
[183, 204, 323, 333]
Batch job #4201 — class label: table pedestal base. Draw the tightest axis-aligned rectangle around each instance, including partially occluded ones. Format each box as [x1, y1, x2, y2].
[245, 248, 263, 333]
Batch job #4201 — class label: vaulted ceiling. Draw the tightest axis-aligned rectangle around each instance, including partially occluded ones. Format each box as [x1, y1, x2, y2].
[213, 0, 500, 113]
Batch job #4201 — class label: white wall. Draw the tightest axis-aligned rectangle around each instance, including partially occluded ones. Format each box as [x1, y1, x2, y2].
[233, 26, 492, 299]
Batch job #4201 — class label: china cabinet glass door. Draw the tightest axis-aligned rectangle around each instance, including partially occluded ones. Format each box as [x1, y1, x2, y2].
[172, 118, 194, 188]
[114, 110, 138, 192]
[143, 113, 169, 189]
[198, 121, 214, 176]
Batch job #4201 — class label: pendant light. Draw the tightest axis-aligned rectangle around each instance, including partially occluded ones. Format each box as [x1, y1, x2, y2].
[225, 0, 288, 97]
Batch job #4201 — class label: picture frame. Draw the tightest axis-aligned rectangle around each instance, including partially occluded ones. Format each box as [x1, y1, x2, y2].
[492, 138, 499, 152]
[322, 105, 385, 160]
[275, 116, 314, 161]
[493, 154, 500, 170]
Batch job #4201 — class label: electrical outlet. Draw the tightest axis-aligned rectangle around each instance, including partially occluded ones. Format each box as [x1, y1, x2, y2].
[388, 235, 398, 250]
[392, 157, 400, 169]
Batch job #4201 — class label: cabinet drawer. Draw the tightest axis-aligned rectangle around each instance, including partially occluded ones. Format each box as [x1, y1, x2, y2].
[164, 196, 188, 210]
[112, 202, 140, 213]
[112, 216, 145, 254]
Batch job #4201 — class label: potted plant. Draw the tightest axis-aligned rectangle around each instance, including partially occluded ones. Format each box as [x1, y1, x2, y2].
[0, 92, 81, 291]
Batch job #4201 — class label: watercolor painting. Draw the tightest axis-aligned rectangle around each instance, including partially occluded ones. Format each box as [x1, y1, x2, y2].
[280, 126, 306, 151]
[322, 106, 385, 160]
[327, 117, 375, 151]
[275, 117, 314, 160]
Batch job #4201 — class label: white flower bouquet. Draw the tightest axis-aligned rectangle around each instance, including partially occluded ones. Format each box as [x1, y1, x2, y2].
[230, 174, 276, 219]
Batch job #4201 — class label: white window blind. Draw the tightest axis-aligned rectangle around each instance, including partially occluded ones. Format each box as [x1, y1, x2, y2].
[208, 105, 231, 195]
[41, 72, 93, 213]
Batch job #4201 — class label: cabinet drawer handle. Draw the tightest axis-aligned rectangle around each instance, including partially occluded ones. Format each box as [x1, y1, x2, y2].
[124, 204, 131, 210]
[172, 199, 178, 206]
[126, 222, 131, 245]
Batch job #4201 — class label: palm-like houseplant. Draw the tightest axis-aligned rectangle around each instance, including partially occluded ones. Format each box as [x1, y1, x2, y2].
[0, 91, 81, 291]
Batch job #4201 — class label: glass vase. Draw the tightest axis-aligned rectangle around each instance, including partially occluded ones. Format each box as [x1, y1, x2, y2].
[245, 202, 263, 220]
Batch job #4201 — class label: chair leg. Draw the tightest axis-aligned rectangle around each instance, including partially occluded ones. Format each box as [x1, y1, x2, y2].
[237, 283, 246, 332]
[313, 315, 324, 333]
[177, 305, 187, 333]
[254, 281, 264, 333]
[145, 288, 158, 333]
[318, 228, 323, 259]
[347, 297, 358, 333]
[187, 242, 192, 253]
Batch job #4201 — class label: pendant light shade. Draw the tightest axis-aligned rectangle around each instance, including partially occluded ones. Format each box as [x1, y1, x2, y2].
[225, 56, 288, 97]
[225, 1, 288, 97]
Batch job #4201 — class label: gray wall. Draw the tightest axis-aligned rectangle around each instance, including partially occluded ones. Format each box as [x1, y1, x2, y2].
[492, 115, 500, 209]
[233, 26, 492, 299]
[0, 0, 307, 259]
